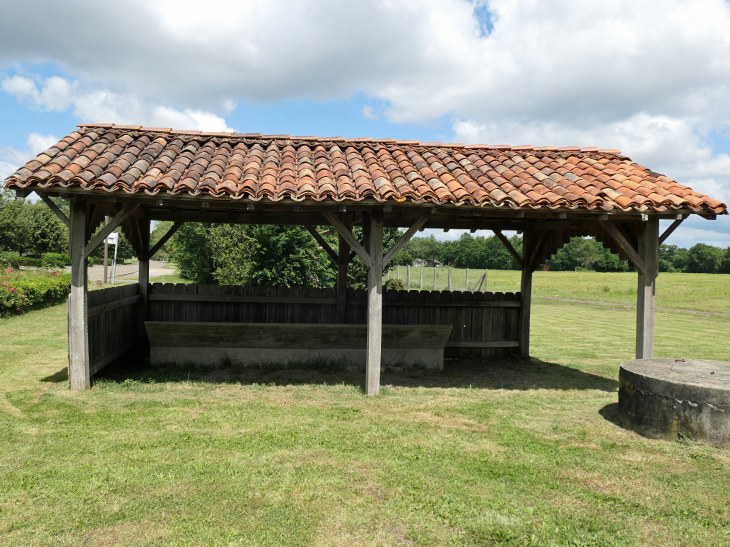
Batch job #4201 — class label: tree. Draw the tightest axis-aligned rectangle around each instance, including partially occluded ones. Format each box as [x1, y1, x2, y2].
[686, 243, 724, 273]
[171, 223, 338, 287]
[719, 248, 730, 274]
[0, 196, 68, 256]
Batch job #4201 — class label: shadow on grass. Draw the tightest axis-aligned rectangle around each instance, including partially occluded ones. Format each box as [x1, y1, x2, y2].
[41, 368, 68, 383]
[598, 402, 622, 427]
[93, 355, 618, 392]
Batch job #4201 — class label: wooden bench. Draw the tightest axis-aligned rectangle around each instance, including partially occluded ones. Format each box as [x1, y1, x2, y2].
[145, 322, 453, 370]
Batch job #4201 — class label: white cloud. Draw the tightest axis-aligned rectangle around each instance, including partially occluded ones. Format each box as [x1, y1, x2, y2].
[1, 0, 729, 243]
[0, 161, 20, 181]
[0, 132, 59, 168]
[362, 106, 376, 119]
[1, 75, 235, 132]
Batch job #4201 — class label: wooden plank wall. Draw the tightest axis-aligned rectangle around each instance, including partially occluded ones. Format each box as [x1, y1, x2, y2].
[86, 284, 141, 374]
[148, 284, 521, 359]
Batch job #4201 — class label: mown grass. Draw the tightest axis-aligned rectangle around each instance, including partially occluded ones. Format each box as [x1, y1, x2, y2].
[1, 280, 730, 545]
[389, 267, 730, 314]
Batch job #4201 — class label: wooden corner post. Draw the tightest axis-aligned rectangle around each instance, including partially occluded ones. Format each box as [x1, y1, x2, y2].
[366, 209, 384, 396]
[636, 218, 659, 359]
[519, 227, 534, 358]
[68, 198, 90, 390]
[138, 217, 151, 348]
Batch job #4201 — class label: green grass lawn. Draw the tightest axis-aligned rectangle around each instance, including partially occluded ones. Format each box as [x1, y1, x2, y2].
[1, 281, 729, 545]
[389, 267, 730, 314]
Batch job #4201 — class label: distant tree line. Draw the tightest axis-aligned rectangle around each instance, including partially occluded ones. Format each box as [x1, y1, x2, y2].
[398, 232, 730, 274]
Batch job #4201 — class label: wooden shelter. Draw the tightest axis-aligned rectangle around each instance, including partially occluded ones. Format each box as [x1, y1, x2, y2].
[5, 124, 727, 394]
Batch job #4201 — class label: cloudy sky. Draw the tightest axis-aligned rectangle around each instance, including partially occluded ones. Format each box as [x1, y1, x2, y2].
[1, 0, 729, 247]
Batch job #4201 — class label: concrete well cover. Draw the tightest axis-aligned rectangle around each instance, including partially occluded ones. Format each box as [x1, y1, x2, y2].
[618, 359, 730, 446]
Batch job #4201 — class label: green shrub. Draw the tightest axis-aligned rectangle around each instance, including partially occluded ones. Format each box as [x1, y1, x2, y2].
[0, 251, 20, 269]
[384, 278, 406, 291]
[42, 253, 71, 268]
[0, 269, 71, 317]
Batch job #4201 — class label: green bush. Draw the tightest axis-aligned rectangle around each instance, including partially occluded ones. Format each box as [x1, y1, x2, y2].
[0, 269, 71, 317]
[0, 252, 20, 269]
[42, 253, 71, 268]
[384, 278, 406, 291]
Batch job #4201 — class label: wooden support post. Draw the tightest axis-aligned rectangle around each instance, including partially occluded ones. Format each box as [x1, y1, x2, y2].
[366, 209, 384, 396]
[103, 216, 109, 284]
[433, 266, 437, 291]
[420, 265, 423, 290]
[336, 219, 350, 323]
[406, 265, 411, 290]
[138, 217, 150, 349]
[448, 266, 452, 291]
[519, 227, 534, 358]
[484, 268, 488, 290]
[68, 198, 90, 390]
[636, 218, 659, 359]
[465, 268, 469, 291]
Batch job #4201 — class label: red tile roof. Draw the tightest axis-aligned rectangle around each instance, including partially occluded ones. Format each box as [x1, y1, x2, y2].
[4, 124, 727, 214]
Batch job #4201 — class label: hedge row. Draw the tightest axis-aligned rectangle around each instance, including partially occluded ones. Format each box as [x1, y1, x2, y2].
[0, 269, 71, 317]
[0, 252, 71, 269]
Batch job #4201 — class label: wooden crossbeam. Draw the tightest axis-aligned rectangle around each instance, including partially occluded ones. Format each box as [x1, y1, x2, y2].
[83, 203, 139, 259]
[305, 225, 339, 265]
[322, 211, 371, 267]
[383, 213, 430, 267]
[658, 216, 685, 245]
[493, 230, 524, 269]
[149, 221, 183, 258]
[599, 219, 647, 275]
[39, 194, 69, 228]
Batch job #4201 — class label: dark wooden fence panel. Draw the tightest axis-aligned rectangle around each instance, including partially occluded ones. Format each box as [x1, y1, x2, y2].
[86, 284, 140, 375]
[147, 284, 522, 359]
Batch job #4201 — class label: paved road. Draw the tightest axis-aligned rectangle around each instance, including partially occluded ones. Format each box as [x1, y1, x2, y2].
[65, 262, 173, 281]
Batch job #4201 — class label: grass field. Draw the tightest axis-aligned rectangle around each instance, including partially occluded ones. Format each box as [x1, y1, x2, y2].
[1, 277, 729, 545]
[390, 267, 730, 314]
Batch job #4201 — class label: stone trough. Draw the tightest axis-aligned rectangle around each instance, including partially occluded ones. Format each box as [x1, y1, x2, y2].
[618, 359, 730, 446]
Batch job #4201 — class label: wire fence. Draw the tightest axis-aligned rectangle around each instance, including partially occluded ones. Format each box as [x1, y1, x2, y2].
[385, 265, 489, 292]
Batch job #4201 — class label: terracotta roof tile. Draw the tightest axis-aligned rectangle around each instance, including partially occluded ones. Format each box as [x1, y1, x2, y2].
[4, 125, 726, 215]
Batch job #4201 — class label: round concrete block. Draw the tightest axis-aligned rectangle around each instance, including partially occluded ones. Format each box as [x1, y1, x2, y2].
[618, 359, 730, 446]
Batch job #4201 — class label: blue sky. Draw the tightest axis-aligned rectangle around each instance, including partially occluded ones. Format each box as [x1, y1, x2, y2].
[1, 0, 729, 248]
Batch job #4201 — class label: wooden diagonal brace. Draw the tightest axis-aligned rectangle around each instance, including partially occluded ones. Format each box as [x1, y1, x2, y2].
[599, 219, 647, 275]
[305, 225, 338, 265]
[658, 216, 685, 245]
[493, 230, 524, 269]
[149, 221, 183, 258]
[39, 194, 70, 228]
[382, 213, 430, 267]
[322, 210, 371, 267]
[83, 203, 140, 259]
